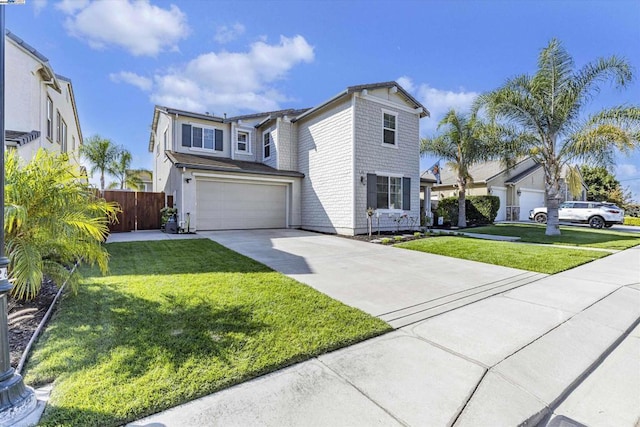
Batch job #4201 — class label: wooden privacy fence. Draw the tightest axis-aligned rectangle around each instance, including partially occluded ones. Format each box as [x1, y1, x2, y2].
[100, 191, 173, 232]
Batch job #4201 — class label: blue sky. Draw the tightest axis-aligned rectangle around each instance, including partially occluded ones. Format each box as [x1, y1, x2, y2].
[6, 0, 640, 200]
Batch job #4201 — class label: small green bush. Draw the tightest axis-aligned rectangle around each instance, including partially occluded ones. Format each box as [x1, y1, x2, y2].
[394, 235, 404, 241]
[414, 232, 422, 237]
[435, 195, 500, 226]
[623, 216, 640, 226]
[381, 238, 391, 244]
[625, 204, 640, 218]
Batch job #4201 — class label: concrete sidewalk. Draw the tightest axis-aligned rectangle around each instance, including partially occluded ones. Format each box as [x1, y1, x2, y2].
[127, 238, 640, 426]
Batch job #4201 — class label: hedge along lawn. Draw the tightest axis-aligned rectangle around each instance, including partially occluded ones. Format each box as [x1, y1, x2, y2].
[468, 223, 640, 250]
[397, 236, 608, 274]
[24, 239, 391, 427]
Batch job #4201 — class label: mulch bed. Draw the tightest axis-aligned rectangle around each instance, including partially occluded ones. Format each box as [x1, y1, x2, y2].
[8, 279, 60, 369]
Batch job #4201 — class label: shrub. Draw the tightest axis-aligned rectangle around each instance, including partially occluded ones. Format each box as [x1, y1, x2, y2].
[381, 238, 391, 244]
[625, 204, 640, 218]
[5, 150, 120, 299]
[394, 236, 404, 242]
[624, 216, 640, 226]
[435, 195, 500, 226]
[414, 232, 422, 237]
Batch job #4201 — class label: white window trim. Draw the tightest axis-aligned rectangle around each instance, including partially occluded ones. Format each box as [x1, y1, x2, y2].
[262, 130, 272, 160]
[235, 128, 253, 155]
[381, 109, 398, 148]
[184, 122, 224, 152]
[375, 173, 404, 212]
[46, 96, 53, 140]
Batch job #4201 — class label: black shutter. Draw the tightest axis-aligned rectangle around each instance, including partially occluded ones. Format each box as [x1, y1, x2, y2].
[181, 124, 191, 147]
[403, 177, 411, 210]
[215, 129, 223, 151]
[367, 174, 377, 209]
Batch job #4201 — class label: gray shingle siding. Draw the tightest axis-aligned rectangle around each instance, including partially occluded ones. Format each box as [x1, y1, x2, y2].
[297, 98, 354, 234]
[353, 96, 421, 234]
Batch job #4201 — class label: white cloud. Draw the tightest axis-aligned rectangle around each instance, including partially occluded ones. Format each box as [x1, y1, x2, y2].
[142, 35, 314, 113]
[214, 23, 245, 44]
[61, 0, 189, 57]
[33, 0, 47, 14]
[110, 71, 153, 91]
[399, 77, 480, 133]
[55, 0, 88, 14]
[396, 76, 415, 93]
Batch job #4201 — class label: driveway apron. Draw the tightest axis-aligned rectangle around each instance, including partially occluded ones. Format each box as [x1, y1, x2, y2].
[201, 229, 537, 323]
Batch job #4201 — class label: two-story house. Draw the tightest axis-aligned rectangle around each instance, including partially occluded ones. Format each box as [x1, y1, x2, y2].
[5, 31, 83, 165]
[149, 82, 429, 235]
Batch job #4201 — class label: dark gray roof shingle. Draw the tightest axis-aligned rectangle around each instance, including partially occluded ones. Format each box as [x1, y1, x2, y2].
[166, 151, 304, 178]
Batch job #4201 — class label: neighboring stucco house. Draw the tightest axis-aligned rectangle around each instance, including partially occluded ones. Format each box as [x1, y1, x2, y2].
[424, 158, 587, 221]
[149, 82, 429, 235]
[5, 31, 83, 165]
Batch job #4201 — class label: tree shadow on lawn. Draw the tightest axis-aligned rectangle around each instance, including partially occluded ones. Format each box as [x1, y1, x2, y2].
[27, 283, 267, 426]
[480, 223, 640, 247]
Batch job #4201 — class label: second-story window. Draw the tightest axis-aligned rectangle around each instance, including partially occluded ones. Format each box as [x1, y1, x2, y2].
[236, 130, 251, 153]
[56, 111, 61, 144]
[263, 131, 272, 159]
[46, 96, 53, 140]
[382, 111, 397, 146]
[181, 124, 223, 151]
[60, 119, 67, 152]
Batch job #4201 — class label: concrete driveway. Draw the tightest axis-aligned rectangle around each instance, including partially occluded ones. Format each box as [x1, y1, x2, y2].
[201, 229, 545, 326]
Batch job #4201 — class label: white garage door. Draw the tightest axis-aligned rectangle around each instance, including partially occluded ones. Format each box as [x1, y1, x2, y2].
[493, 187, 507, 221]
[196, 180, 287, 230]
[519, 189, 545, 221]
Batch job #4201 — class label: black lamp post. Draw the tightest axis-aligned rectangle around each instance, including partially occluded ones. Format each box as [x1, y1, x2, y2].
[0, 4, 37, 424]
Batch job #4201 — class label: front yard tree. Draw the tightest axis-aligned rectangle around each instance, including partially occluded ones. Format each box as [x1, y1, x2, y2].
[421, 109, 500, 228]
[477, 39, 640, 236]
[580, 165, 631, 207]
[107, 148, 148, 190]
[81, 134, 119, 190]
[5, 149, 119, 299]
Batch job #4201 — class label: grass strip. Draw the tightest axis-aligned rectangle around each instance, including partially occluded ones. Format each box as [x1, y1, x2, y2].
[467, 224, 640, 250]
[397, 236, 608, 274]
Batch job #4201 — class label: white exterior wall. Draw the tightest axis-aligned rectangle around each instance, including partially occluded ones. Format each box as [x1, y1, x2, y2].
[354, 93, 421, 234]
[152, 111, 174, 193]
[262, 125, 278, 169]
[6, 36, 82, 165]
[297, 98, 354, 234]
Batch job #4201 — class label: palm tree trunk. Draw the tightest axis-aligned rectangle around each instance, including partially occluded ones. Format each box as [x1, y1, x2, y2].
[544, 161, 562, 236]
[100, 171, 105, 191]
[458, 185, 467, 228]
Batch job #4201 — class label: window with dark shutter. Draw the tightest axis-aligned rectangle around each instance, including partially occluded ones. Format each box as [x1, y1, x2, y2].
[367, 174, 377, 209]
[215, 129, 223, 151]
[402, 177, 411, 210]
[181, 124, 191, 147]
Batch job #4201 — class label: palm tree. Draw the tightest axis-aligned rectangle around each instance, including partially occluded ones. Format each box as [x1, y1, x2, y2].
[107, 148, 149, 190]
[80, 135, 118, 190]
[421, 109, 501, 228]
[5, 149, 120, 299]
[476, 39, 640, 236]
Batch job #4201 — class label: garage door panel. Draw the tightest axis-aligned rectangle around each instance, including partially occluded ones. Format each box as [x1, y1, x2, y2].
[519, 190, 545, 221]
[197, 180, 287, 230]
[493, 188, 507, 221]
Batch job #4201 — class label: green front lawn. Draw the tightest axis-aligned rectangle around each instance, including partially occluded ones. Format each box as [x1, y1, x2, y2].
[397, 236, 608, 274]
[468, 223, 640, 250]
[25, 239, 390, 427]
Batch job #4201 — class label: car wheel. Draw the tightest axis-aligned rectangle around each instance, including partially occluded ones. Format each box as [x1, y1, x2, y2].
[589, 216, 605, 229]
[534, 213, 547, 224]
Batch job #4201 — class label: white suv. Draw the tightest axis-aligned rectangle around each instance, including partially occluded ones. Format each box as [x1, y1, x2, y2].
[529, 201, 625, 229]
